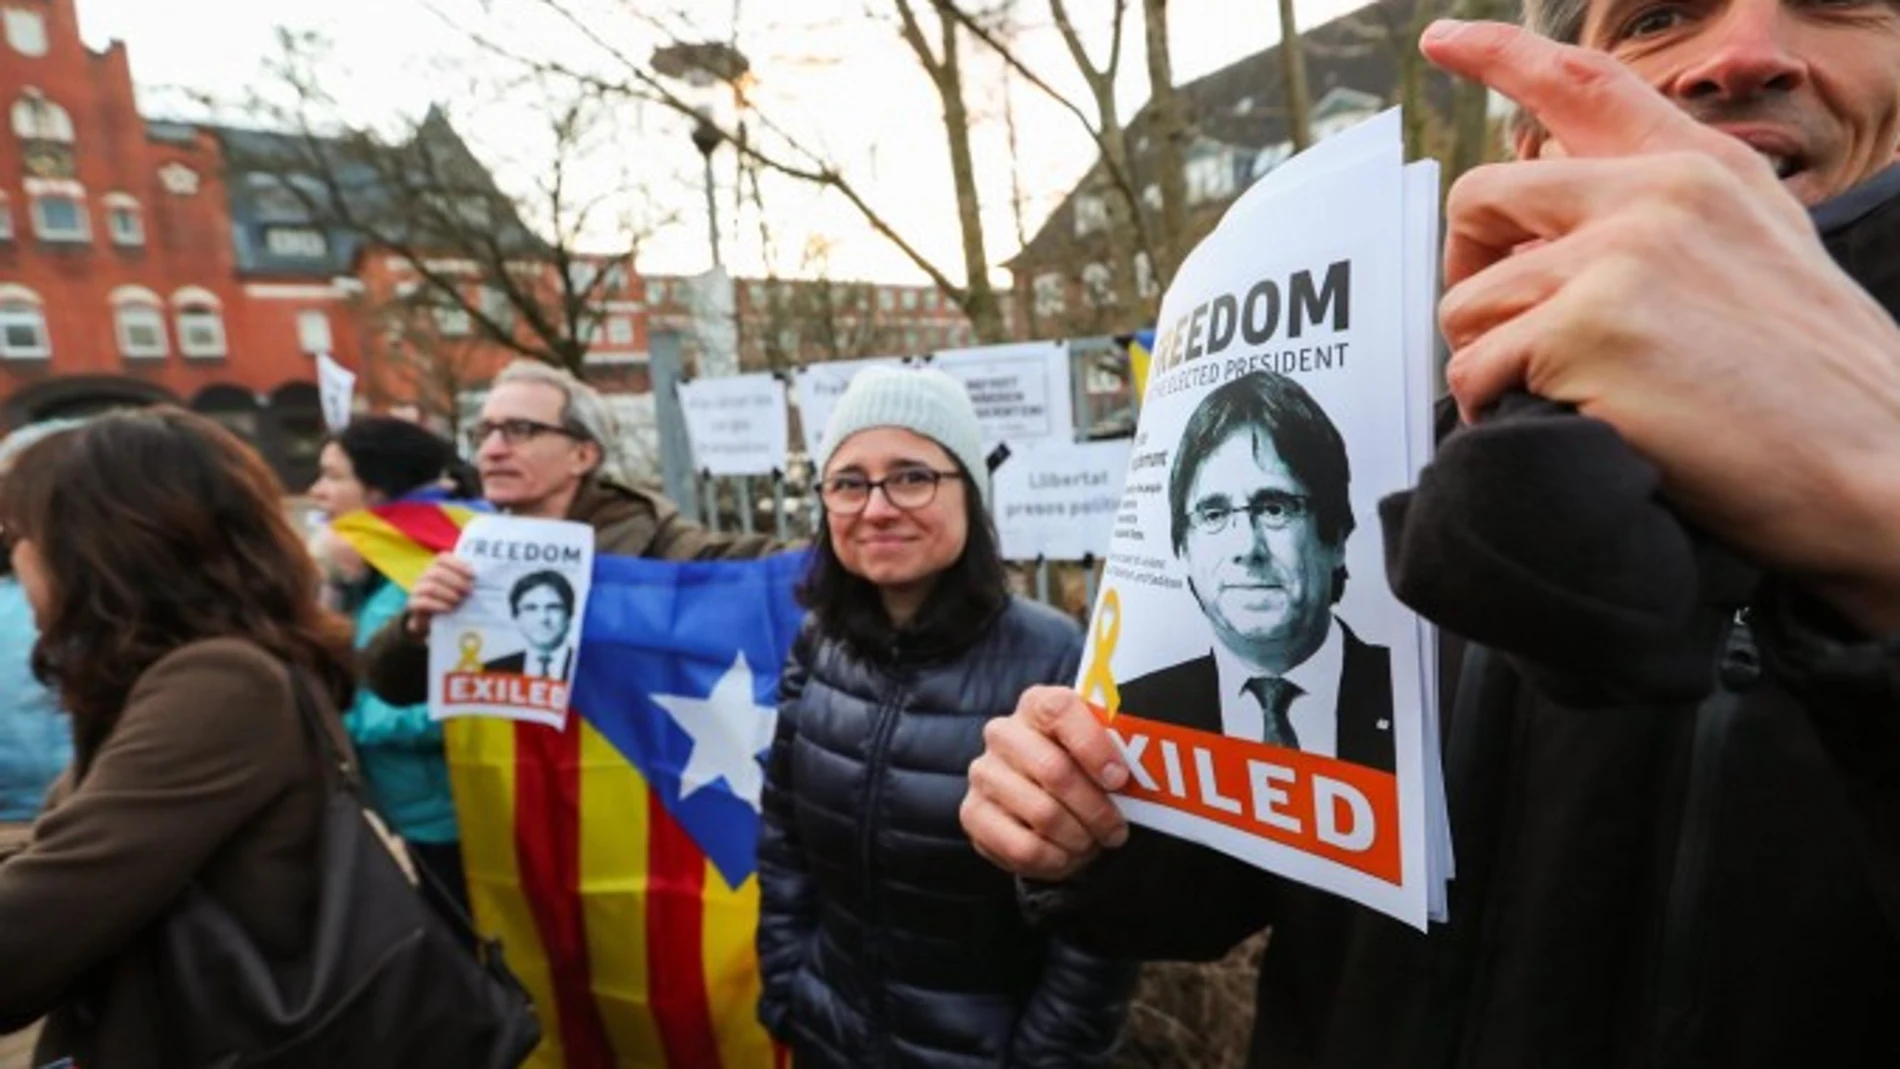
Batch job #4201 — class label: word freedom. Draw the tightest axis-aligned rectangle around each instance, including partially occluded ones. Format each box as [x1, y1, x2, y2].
[1148, 260, 1353, 379]
[460, 539, 586, 565]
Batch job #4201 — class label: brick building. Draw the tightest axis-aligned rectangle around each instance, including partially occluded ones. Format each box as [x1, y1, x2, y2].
[0, 0, 328, 483]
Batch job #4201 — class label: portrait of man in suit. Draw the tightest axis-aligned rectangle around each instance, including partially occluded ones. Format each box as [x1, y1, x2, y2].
[485, 569, 577, 682]
[1118, 370, 1394, 773]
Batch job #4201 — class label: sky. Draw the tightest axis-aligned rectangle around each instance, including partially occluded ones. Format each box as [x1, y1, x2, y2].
[74, 0, 1373, 284]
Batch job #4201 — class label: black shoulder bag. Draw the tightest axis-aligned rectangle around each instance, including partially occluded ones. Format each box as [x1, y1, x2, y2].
[153, 670, 542, 1068]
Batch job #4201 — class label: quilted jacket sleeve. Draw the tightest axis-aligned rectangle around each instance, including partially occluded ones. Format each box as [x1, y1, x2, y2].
[1008, 934, 1138, 1067]
[756, 623, 819, 1041]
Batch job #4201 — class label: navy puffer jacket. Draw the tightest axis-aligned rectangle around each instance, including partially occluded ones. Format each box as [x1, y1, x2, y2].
[758, 596, 1134, 1068]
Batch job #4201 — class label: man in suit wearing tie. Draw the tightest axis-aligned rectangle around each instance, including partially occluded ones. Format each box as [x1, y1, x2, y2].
[1117, 370, 1394, 773]
[484, 569, 577, 682]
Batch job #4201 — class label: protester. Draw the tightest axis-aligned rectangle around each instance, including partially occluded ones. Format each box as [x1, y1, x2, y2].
[0, 408, 357, 1067]
[363, 359, 775, 705]
[961, 6, 1900, 1068]
[0, 420, 80, 825]
[758, 367, 1133, 1067]
[309, 416, 478, 916]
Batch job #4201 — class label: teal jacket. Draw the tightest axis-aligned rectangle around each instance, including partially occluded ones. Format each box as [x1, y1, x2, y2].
[0, 578, 69, 821]
[345, 578, 458, 843]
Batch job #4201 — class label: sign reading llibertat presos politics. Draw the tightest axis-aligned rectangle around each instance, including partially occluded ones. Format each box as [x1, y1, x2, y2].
[1074, 110, 1449, 929]
[429, 515, 596, 730]
[794, 356, 903, 458]
[931, 341, 1075, 449]
[677, 372, 791, 477]
[991, 440, 1132, 561]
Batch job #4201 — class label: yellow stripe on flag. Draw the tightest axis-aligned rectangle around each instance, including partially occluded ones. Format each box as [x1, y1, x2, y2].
[704, 869, 775, 1069]
[577, 721, 667, 1065]
[445, 718, 563, 1069]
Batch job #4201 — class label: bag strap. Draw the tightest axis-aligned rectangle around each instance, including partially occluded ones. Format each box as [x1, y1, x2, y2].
[286, 668, 369, 800]
[286, 667, 499, 954]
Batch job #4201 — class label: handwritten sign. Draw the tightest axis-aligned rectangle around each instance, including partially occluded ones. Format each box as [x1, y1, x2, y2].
[678, 372, 790, 476]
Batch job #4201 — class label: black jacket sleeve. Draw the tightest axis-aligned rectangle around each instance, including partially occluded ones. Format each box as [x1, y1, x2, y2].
[1007, 934, 1138, 1068]
[755, 623, 819, 1041]
[1044, 828, 1281, 963]
[1380, 393, 1751, 707]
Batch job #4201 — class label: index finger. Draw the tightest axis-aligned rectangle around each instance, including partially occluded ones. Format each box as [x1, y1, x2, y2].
[1420, 20, 1730, 162]
[432, 554, 476, 581]
[1018, 686, 1129, 791]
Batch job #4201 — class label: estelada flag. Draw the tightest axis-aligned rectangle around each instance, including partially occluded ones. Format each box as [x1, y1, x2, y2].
[333, 499, 804, 1069]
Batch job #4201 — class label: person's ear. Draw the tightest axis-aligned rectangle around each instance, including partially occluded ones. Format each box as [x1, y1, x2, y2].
[574, 438, 603, 476]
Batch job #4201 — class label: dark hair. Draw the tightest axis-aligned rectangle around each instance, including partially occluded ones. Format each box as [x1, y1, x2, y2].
[1168, 371, 1353, 598]
[797, 456, 1010, 664]
[331, 416, 477, 500]
[510, 569, 575, 615]
[0, 408, 355, 762]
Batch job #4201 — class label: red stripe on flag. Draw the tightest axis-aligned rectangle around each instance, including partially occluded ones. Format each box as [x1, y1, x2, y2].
[374, 501, 468, 553]
[647, 789, 720, 1068]
[515, 718, 617, 1069]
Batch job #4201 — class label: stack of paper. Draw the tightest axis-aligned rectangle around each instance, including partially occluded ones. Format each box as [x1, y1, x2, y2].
[1075, 110, 1450, 930]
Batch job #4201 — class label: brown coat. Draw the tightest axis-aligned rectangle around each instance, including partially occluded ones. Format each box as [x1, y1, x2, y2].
[0, 639, 344, 1068]
[363, 477, 779, 705]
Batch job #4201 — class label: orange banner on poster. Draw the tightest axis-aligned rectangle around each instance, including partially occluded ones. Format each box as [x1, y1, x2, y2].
[1091, 708, 1402, 885]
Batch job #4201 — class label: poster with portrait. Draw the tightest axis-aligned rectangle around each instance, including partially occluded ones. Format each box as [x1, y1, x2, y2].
[428, 515, 596, 729]
[1075, 110, 1447, 929]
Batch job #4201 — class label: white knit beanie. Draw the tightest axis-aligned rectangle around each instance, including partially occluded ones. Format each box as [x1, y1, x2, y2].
[816, 366, 990, 506]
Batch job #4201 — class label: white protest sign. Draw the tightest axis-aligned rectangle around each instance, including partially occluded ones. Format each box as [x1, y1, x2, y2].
[678, 372, 790, 476]
[1074, 110, 1442, 929]
[429, 515, 595, 729]
[991, 440, 1131, 561]
[930, 341, 1075, 449]
[315, 352, 356, 430]
[793, 356, 902, 458]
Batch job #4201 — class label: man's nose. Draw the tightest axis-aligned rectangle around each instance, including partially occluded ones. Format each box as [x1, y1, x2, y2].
[1669, 0, 1808, 103]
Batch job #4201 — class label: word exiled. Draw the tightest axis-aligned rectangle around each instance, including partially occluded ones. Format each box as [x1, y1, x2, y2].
[1100, 708, 1400, 884]
[1149, 259, 1353, 380]
[444, 672, 570, 714]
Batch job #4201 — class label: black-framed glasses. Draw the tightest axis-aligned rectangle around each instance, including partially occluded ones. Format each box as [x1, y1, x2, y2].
[1187, 491, 1311, 536]
[819, 468, 963, 515]
[468, 418, 582, 450]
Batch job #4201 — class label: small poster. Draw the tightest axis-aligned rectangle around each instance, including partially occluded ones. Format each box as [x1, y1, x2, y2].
[990, 439, 1131, 561]
[1075, 110, 1447, 929]
[315, 352, 356, 431]
[930, 341, 1075, 449]
[793, 356, 903, 458]
[428, 515, 596, 729]
[678, 372, 790, 476]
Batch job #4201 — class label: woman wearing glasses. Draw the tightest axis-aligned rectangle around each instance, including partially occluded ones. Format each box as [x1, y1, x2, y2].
[757, 367, 1133, 1068]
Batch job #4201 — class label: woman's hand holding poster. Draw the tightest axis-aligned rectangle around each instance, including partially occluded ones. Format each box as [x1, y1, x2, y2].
[427, 515, 596, 730]
[1077, 110, 1450, 929]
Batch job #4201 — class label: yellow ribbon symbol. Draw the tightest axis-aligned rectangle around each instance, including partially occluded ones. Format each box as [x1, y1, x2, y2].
[1078, 587, 1123, 717]
[455, 631, 484, 673]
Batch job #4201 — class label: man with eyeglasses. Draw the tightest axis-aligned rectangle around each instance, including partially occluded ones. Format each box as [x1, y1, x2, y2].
[1119, 369, 1394, 773]
[362, 359, 775, 706]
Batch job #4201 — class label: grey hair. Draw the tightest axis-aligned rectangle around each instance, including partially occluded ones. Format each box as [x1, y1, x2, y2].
[491, 359, 626, 481]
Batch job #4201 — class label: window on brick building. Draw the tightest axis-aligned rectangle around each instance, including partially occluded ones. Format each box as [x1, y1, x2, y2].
[4, 8, 48, 57]
[173, 288, 228, 358]
[11, 93, 71, 141]
[265, 226, 328, 259]
[606, 317, 634, 347]
[1082, 262, 1117, 308]
[0, 287, 50, 359]
[111, 288, 169, 359]
[105, 194, 144, 246]
[434, 304, 473, 338]
[30, 192, 86, 242]
[0, 194, 12, 241]
[298, 310, 333, 354]
[1033, 273, 1066, 318]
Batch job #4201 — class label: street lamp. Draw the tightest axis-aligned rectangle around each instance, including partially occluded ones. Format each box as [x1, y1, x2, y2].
[652, 40, 752, 272]
[689, 109, 725, 268]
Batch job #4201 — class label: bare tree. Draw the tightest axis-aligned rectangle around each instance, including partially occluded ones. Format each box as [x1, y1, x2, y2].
[1141, 0, 1193, 280]
[222, 31, 654, 381]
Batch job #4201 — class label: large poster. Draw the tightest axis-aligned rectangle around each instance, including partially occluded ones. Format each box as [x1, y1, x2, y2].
[1076, 111, 1446, 928]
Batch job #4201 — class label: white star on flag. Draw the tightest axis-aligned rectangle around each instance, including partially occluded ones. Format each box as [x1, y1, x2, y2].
[650, 651, 779, 813]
